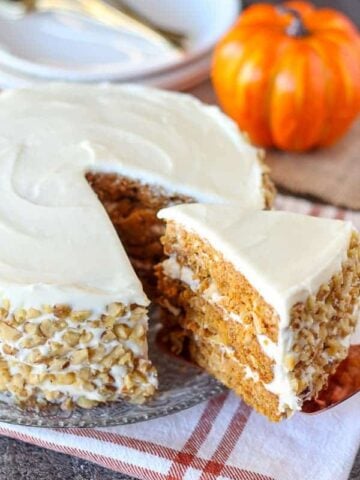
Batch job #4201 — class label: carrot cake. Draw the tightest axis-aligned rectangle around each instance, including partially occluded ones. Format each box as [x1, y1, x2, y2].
[157, 204, 360, 421]
[0, 84, 272, 409]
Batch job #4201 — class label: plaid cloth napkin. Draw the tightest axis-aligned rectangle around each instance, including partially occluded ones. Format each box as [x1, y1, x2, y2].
[0, 194, 359, 480]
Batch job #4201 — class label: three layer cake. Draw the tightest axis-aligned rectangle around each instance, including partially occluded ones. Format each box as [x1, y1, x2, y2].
[157, 204, 360, 421]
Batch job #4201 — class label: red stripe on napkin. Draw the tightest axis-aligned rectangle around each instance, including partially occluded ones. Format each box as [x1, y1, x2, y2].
[165, 393, 227, 479]
[0, 427, 168, 479]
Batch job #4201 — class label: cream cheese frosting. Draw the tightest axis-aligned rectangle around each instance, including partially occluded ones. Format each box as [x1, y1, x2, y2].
[158, 204, 353, 321]
[0, 83, 265, 311]
[158, 203, 355, 412]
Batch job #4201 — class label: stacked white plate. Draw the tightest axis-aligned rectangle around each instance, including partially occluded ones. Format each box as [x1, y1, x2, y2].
[0, 0, 240, 89]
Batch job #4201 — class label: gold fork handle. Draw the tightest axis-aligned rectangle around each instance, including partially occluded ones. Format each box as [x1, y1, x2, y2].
[29, 0, 185, 51]
[113, 0, 186, 47]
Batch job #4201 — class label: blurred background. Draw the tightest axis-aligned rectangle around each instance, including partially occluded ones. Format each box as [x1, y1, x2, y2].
[0, 0, 357, 89]
[245, 0, 359, 23]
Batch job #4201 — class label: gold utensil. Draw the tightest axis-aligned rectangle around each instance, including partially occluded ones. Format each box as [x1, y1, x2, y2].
[6, 0, 186, 51]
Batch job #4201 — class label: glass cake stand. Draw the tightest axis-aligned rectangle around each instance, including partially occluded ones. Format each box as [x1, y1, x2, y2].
[0, 323, 226, 428]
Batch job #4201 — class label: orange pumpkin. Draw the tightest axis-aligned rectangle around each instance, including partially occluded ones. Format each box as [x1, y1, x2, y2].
[212, 1, 360, 151]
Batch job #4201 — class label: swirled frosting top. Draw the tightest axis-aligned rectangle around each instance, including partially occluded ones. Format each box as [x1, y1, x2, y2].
[0, 84, 265, 310]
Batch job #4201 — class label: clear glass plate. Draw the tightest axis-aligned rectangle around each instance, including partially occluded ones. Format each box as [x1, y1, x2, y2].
[0, 323, 226, 428]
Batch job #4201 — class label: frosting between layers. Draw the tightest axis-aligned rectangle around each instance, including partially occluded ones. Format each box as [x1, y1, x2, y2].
[200, 338, 260, 382]
[162, 255, 296, 407]
[0, 84, 265, 310]
[159, 204, 354, 413]
[158, 204, 353, 324]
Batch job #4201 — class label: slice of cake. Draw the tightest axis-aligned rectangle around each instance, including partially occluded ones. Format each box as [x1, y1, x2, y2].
[0, 83, 273, 410]
[157, 204, 360, 421]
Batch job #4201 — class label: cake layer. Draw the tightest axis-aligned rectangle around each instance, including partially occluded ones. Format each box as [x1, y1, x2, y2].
[157, 205, 360, 420]
[157, 268, 275, 384]
[189, 334, 281, 421]
[159, 226, 279, 343]
[86, 172, 193, 295]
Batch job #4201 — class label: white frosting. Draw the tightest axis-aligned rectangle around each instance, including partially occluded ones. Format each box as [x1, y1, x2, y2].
[203, 340, 260, 382]
[0, 83, 264, 311]
[244, 365, 260, 382]
[159, 204, 355, 412]
[163, 255, 234, 322]
[159, 204, 353, 324]
[162, 257, 200, 292]
[203, 283, 223, 303]
[2, 308, 154, 403]
[162, 254, 298, 408]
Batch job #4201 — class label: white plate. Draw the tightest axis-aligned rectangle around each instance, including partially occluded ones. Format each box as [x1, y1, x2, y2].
[0, 50, 212, 90]
[0, 0, 239, 83]
[139, 52, 212, 90]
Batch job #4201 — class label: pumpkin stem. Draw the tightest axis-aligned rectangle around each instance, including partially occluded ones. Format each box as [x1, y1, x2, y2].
[277, 5, 309, 37]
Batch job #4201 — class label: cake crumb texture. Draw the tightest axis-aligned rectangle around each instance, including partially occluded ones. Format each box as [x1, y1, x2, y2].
[157, 220, 359, 421]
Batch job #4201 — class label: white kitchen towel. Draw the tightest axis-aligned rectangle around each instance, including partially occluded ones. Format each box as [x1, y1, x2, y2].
[0, 194, 358, 480]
